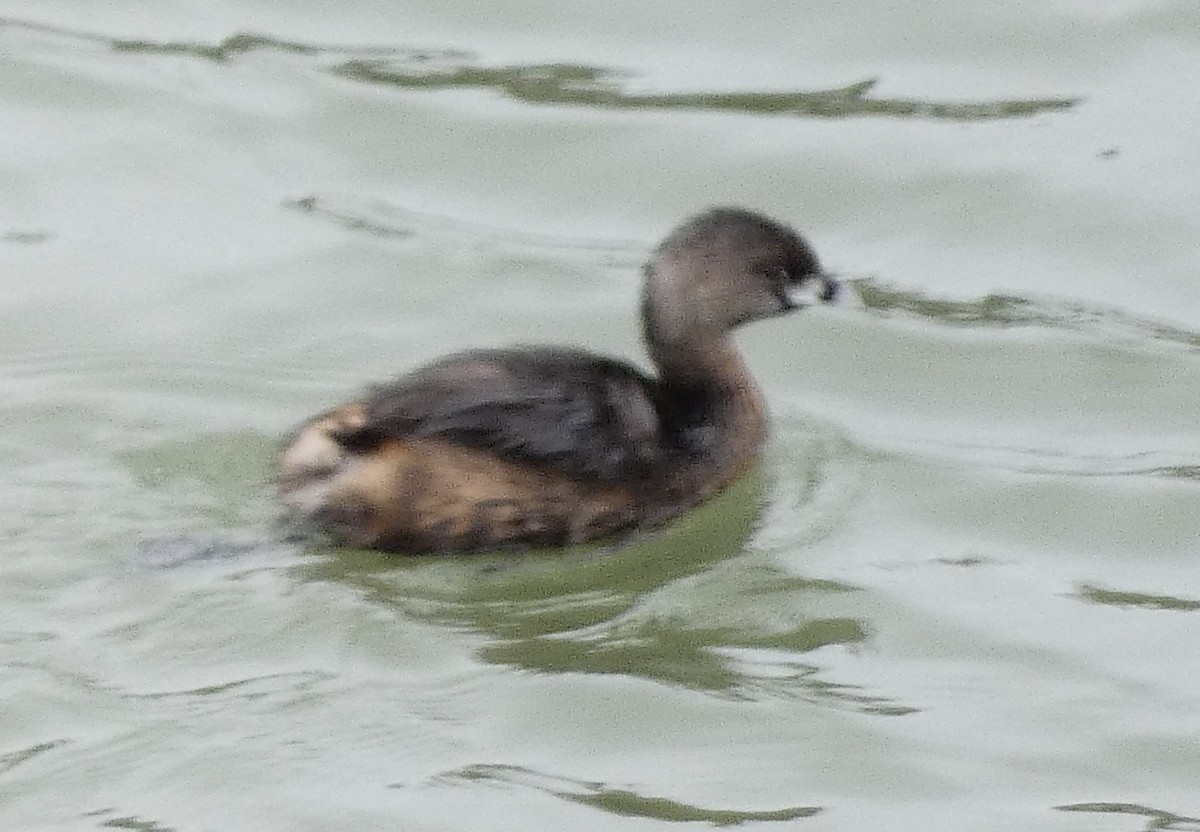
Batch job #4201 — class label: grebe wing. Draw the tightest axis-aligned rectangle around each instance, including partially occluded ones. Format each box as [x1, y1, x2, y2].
[336, 348, 665, 482]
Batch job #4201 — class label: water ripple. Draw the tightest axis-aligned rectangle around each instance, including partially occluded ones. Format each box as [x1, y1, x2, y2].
[1, 16, 1077, 122]
[1076, 584, 1200, 613]
[332, 61, 1075, 121]
[0, 739, 68, 776]
[431, 763, 823, 825]
[856, 278, 1200, 348]
[284, 193, 643, 264]
[1056, 802, 1200, 832]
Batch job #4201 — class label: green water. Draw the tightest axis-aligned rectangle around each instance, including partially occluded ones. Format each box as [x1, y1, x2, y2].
[2, 4, 1199, 830]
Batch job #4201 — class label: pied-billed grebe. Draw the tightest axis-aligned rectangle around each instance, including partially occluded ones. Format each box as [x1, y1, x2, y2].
[278, 207, 838, 553]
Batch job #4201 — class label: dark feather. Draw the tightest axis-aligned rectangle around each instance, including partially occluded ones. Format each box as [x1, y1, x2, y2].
[340, 348, 677, 482]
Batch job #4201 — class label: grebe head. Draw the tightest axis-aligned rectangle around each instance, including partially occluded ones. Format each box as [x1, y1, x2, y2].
[642, 207, 837, 354]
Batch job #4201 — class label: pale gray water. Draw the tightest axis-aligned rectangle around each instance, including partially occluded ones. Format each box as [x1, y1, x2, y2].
[2, 3, 1200, 830]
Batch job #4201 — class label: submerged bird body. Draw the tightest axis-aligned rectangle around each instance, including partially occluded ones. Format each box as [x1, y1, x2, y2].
[278, 207, 837, 553]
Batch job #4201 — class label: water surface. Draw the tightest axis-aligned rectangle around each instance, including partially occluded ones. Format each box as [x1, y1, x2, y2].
[2, 3, 1199, 830]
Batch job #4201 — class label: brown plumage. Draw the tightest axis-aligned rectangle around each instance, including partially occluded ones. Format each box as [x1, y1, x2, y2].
[277, 207, 838, 553]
